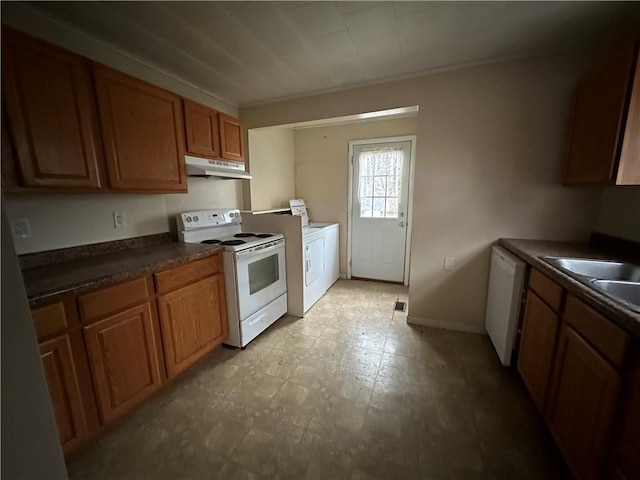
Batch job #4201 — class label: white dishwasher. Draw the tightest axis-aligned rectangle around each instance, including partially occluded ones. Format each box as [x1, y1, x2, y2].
[485, 245, 526, 366]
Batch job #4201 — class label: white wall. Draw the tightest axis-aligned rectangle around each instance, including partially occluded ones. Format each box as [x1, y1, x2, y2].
[4, 175, 246, 255]
[2, 6, 245, 254]
[247, 129, 295, 211]
[294, 117, 418, 274]
[595, 186, 640, 242]
[3, 193, 169, 255]
[241, 51, 603, 332]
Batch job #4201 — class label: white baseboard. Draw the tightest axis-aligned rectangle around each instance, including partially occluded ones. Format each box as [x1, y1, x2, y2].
[407, 316, 487, 334]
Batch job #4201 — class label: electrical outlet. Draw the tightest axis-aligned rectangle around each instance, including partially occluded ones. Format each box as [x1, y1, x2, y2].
[113, 211, 126, 229]
[444, 257, 455, 271]
[12, 218, 32, 239]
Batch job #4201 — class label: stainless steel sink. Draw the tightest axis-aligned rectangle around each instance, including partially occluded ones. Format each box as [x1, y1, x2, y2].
[542, 256, 640, 313]
[591, 280, 640, 313]
[544, 258, 640, 282]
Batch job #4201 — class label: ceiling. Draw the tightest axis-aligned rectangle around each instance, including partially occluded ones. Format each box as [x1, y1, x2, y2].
[13, 1, 640, 107]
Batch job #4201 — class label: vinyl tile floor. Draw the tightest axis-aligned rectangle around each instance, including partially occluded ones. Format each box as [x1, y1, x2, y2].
[68, 279, 570, 480]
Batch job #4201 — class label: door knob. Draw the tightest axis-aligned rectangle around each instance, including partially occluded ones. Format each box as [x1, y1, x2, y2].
[399, 221, 405, 227]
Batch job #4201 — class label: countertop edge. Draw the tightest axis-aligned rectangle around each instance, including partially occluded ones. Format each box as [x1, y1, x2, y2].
[26, 245, 222, 307]
[499, 238, 640, 339]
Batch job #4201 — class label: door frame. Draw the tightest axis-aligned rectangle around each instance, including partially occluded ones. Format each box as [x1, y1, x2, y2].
[346, 135, 416, 286]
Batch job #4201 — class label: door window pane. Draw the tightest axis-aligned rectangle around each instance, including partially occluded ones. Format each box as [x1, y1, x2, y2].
[372, 198, 385, 217]
[360, 176, 373, 197]
[248, 254, 279, 295]
[357, 147, 404, 219]
[360, 197, 373, 217]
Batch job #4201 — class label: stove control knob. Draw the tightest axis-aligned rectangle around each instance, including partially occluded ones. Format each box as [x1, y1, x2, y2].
[230, 212, 235, 217]
[194, 215, 199, 222]
[186, 216, 192, 223]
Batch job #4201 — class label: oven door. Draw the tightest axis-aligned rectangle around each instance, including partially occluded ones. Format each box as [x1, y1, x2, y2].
[235, 240, 287, 320]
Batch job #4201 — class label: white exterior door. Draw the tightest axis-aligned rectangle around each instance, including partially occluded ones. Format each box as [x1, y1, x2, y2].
[351, 140, 411, 282]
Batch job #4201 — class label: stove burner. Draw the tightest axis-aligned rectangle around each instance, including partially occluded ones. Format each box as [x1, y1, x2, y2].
[234, 233, 255, 238]
[221, 239, 246, 246]
[255, 233, 274, 238]
[201, 239, 221, 244]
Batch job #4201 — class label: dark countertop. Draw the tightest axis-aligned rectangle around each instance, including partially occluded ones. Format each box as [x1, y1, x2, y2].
[22, 242, 222, 306]
[499, 238, 640, 338]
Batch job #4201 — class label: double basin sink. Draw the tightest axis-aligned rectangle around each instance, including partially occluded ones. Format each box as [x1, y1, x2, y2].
[542, 257, 640, 314]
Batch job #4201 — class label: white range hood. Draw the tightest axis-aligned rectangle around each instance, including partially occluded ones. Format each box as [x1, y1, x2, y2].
[184, 155, 252, 180]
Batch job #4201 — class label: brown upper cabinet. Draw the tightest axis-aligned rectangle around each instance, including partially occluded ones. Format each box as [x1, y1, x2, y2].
[2, 28, 104, 190]
[2, 27, 191, 194]
[93, 65, 187, 193]
[219, 112, 245, 162]
[184, 99, 221, 159]
[563, 41, 640, 185]
[184, 100, 245, 163]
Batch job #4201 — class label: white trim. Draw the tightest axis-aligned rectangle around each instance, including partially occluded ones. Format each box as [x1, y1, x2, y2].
[347, 135, 416, 286]
[347, 144, 354, 280]
[407, 316, 488, 335]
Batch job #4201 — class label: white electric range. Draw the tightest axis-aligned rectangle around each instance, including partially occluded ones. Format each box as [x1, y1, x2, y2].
[178, 209, 287, 348]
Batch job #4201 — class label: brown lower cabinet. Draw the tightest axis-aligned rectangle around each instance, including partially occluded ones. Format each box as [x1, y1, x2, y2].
[31, 252, 226, 456]
[518, 290, 561, 410]
[547, 326, 622, 480]
[158, 274, 227, 379]
[39, 334, 88, 454]
[517, 268, 637, 480]
[83, 302, 162, 424]
[610, 359, 640, 480]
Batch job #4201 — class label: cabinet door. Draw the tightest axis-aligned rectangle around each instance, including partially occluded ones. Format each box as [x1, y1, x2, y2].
[517, 290, 560, 411]
[219, 113, 245, 162]
[2, 29, 103, 189]
[184, 99, 220, 158]
[563, 46, 636, 184]
[39, 335, 88, 454]
[158, 274, 227, 379]
[612, 384, 640, 480]
[617, 48, 640, 185]
[547, 326, 621, 480]
[93, 65, 187, 192]
[83, 303, 161, 424]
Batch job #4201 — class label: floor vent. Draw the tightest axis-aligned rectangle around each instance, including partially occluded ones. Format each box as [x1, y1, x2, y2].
[394, 301, 406, 312]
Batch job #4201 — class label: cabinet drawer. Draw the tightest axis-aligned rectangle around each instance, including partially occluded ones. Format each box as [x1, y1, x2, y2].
[78, 277, 151, 322]
[529, 269, 564, 311]
[32, 301, 70, 340]
[154, 254, 222, 294]
[564, 294, 630, 369]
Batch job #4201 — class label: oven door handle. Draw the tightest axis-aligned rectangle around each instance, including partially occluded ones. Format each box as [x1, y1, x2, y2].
[236, 242, 283, 259]
[248, 315, 265, 327]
